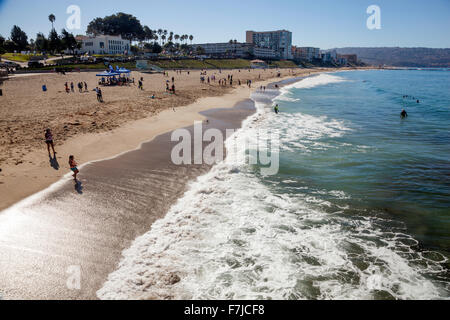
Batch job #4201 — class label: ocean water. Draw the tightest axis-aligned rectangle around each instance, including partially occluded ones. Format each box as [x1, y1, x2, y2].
[98, 70, 450, 300]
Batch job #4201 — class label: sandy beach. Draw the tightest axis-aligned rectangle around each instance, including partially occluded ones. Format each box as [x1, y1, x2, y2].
[0, 66, 372, 300]
[0, 67, 349, 211]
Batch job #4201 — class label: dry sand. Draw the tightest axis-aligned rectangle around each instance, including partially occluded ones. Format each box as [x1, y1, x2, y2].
[0, 67, 360, 211]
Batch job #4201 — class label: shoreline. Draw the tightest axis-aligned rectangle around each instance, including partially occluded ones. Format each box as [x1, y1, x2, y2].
[0, 97, 257, 300]
[0, 67, 350, 212]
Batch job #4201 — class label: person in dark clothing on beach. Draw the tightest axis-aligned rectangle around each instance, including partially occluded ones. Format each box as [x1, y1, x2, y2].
[45, 129, 56, 155]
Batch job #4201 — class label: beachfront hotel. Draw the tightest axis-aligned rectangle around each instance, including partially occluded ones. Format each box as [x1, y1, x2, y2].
[246, 30, 293, 59]
[76, 35, 131, 55]
[292, 46, 321, 61]
[191, 42, 278, 59]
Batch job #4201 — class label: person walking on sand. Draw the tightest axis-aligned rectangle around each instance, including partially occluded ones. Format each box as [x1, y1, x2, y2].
[84, 82, 88, 92]
[45, 129, 56, 155]
[95, 87, 103, 102]
[69, 155, 79, 181]
[70, 82, 74, 92]
[172, 84, 176, 94]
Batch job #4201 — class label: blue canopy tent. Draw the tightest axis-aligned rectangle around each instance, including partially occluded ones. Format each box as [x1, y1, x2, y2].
[117, 68, 131, 74]
[96, 71, 120, 77]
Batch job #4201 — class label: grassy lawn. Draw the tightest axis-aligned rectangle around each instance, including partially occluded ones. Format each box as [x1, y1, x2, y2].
[28, 62, 136, 71]
[269, 60, 299, 68]
[25, 59, 301, 71]
[149, 59, 253, 69]
[1, 53, 58, 62]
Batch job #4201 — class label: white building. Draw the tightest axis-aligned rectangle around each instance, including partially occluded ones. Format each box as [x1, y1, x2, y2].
[77, 35, 131, 55]
[246, 30, 293, 59]
[253, 46, 277, 59]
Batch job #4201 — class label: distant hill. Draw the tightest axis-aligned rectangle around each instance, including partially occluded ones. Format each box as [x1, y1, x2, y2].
[334, 47, 450, 67]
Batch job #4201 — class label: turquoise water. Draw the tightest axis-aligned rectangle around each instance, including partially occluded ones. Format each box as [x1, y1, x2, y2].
[100, 70, 449, 300]
[272, 70, 449, 255]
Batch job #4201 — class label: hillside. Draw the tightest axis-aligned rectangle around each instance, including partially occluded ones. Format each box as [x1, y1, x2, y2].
[334, 47, 450, 67]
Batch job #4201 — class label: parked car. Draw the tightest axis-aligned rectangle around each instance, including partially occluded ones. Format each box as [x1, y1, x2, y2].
[28, 61, 44, 68]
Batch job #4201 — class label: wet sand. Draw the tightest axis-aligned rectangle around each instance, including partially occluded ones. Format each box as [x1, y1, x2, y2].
[0, 99, 255, 300]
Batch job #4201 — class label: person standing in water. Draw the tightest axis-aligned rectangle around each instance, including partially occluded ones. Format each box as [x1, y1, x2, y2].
[69, 155, 79, 181]
[401, 109, 408, 118]
[274, 104, 280, 114]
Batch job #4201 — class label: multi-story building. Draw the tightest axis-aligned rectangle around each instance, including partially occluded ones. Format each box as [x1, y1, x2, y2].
[253, 46, 277, 59]
[192, 42, 277, 59]
[321, 50, 338, 63]
[192, 42, 251, 58]
[292, 46, 320, 61]
[338, 54, 358, 64]
[76, 35, 131, 55]
[246, 30, 293, 59]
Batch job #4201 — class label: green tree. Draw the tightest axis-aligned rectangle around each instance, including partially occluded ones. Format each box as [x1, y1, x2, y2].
[35, 33, 49, 53]
[61, 29, 78, 53]
[143, 26, 153, 43]
[10, 25, 28, 51]
[86, 12, 145, 41]
[0, 34, 5, 54]
[48, 28, 61, 53]
[49, 14, 56, 30]
[189, 35, 193, 45]
[196, 46, 205, 55]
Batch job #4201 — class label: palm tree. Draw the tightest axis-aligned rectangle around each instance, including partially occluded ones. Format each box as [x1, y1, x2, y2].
[161, 34, 166, 44]
[184, 34, 189, 45]
[189, 35, 194, 45]
[48, 14, 56, 30]
[174, 34, 180, 43]
[169, 32, 174, 43]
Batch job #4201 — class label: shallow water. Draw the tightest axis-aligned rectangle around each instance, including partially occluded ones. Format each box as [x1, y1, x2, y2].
[99, 70, 450, 300]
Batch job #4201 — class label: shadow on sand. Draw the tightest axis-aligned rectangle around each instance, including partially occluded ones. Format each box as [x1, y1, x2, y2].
[49, 155, 60, 170]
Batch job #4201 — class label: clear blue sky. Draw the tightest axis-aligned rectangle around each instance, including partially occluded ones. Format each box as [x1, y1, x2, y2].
[0, 0, 449, 49]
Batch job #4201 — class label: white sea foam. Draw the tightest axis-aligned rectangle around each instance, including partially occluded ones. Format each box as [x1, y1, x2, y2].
[275, 73, 346, 103]
[284, 73, 349, 90]
[97, 75, 448, 300]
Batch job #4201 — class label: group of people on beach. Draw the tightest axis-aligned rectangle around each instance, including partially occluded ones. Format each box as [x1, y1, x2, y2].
[65, 81, 88, 93]
[165, 76, 176, 94]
